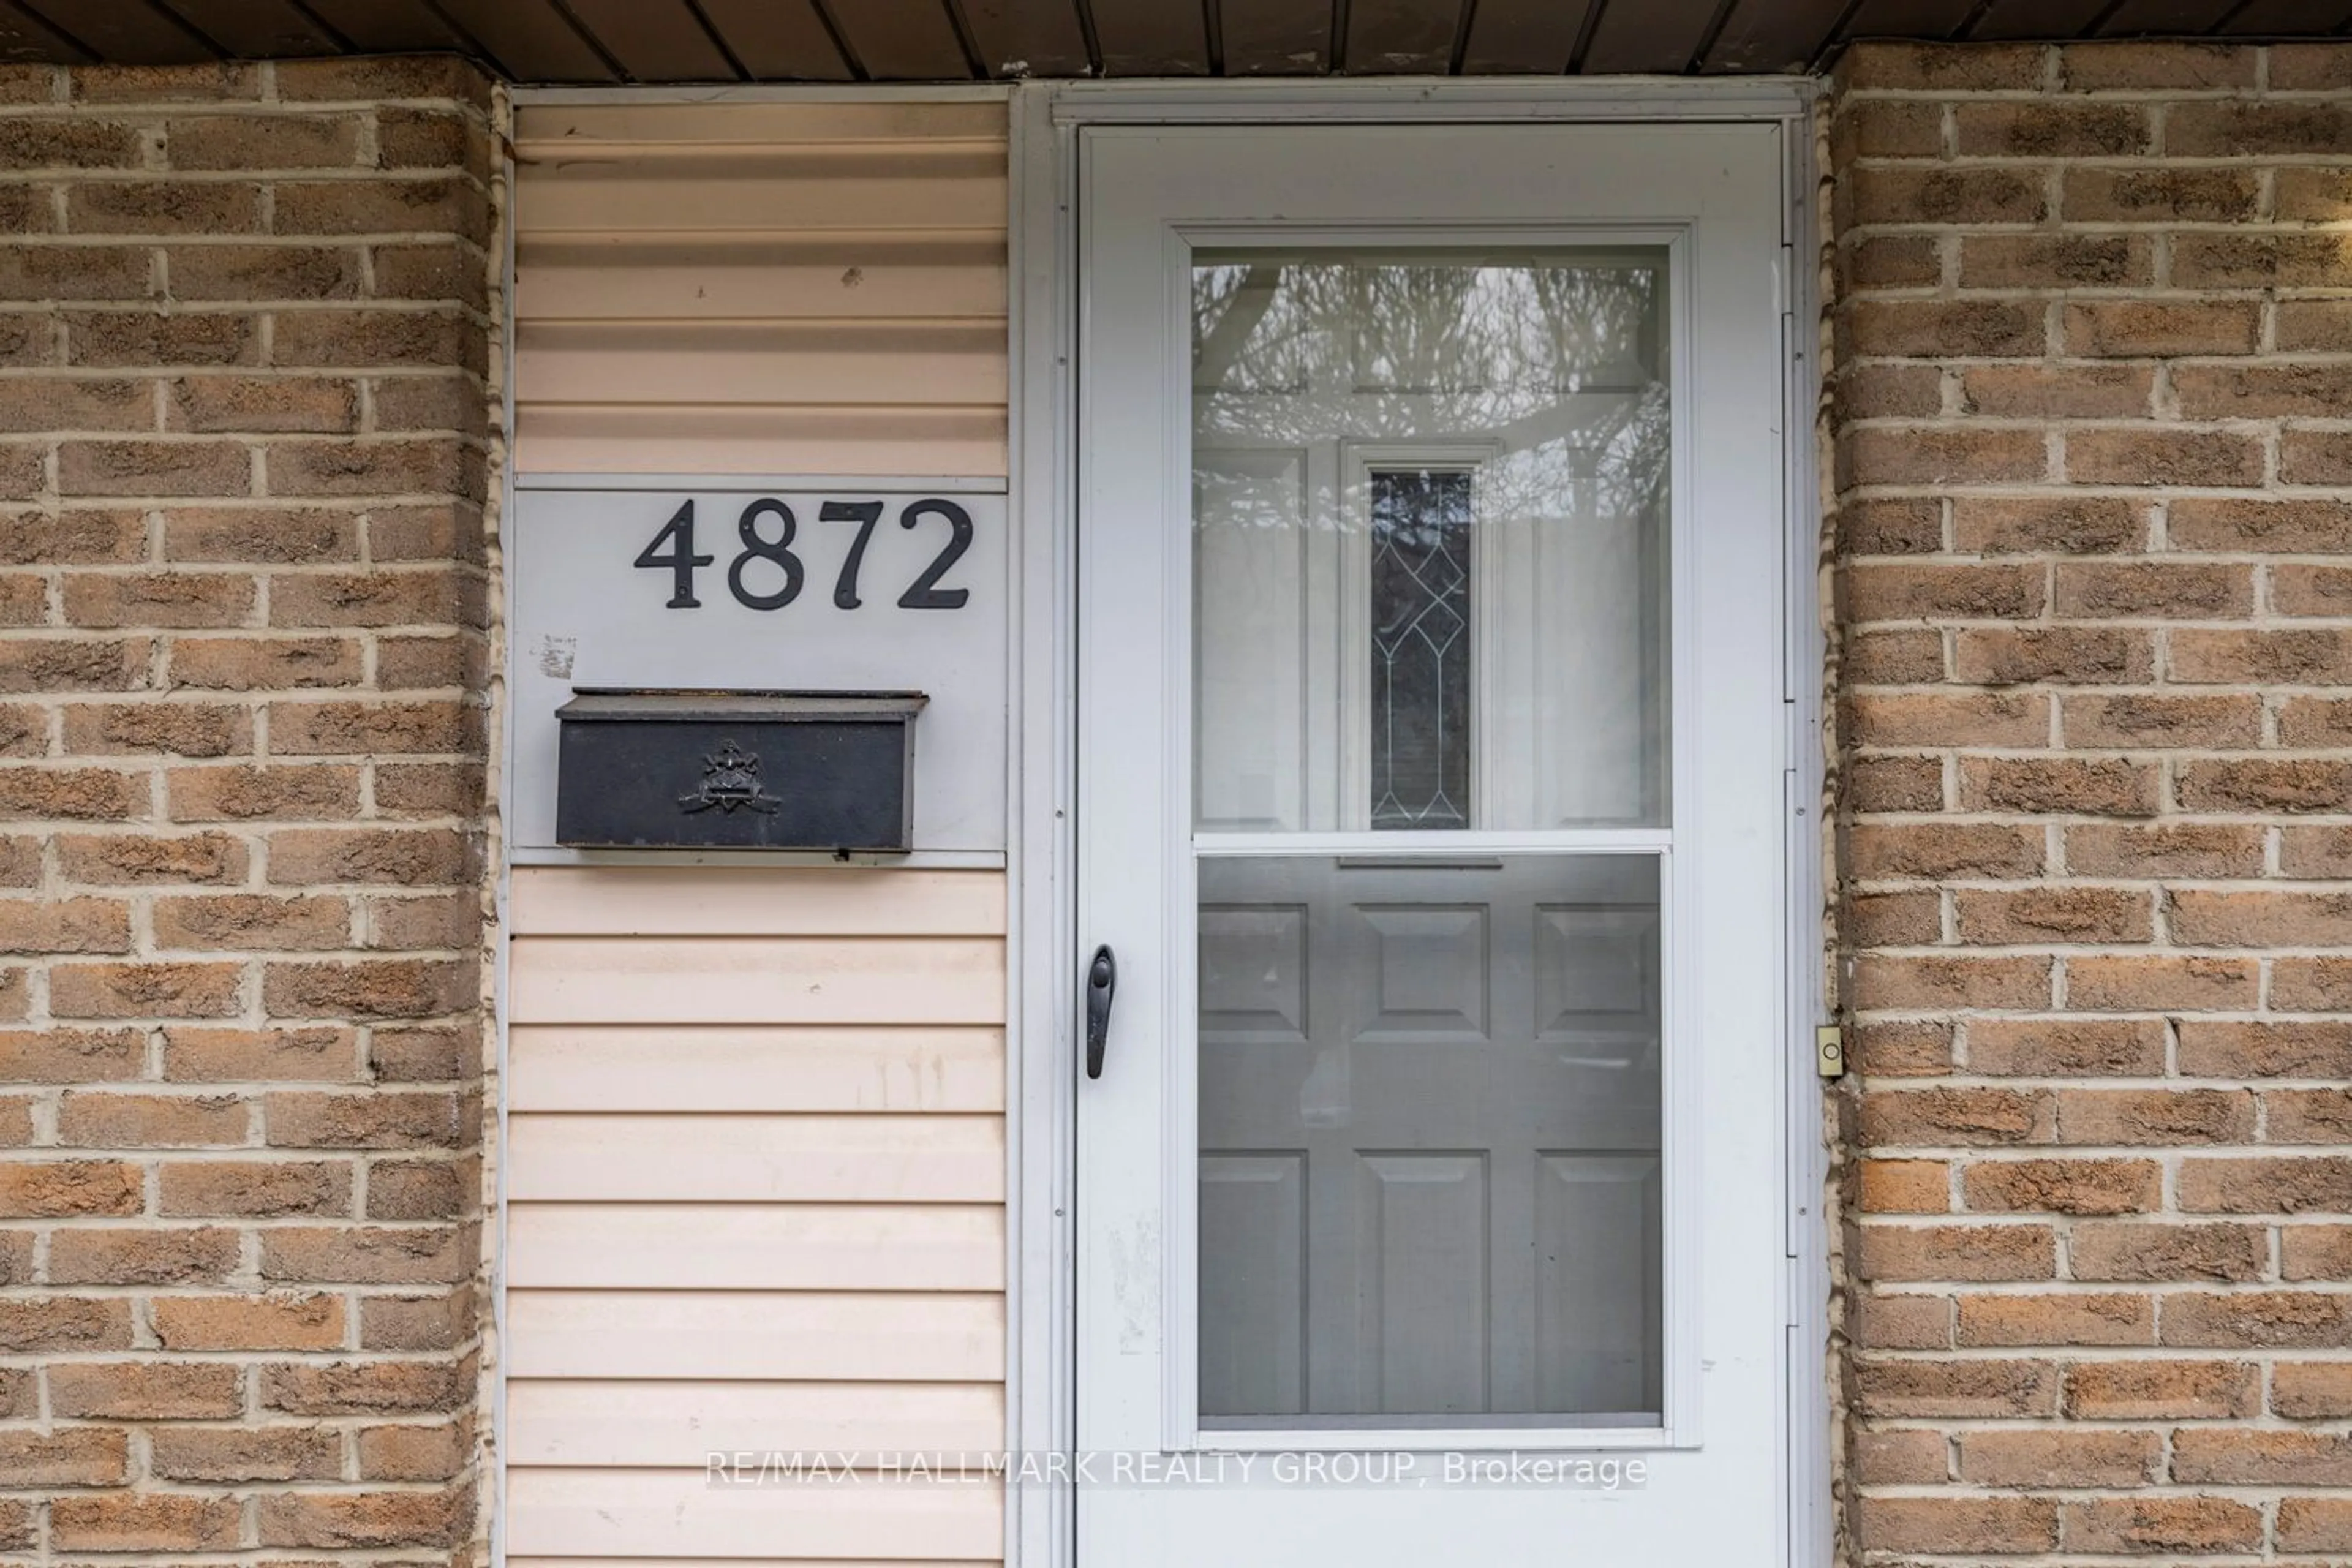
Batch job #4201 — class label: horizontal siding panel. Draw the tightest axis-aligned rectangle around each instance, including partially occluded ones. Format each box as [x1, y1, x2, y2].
[508, 1379, 1005, 1464]
[516, 236, 1007, 322]
[513, 404, 1007, 478]
[506, 1291, 1003, 1381]
[516, 158, 1006, 233]
[513, 98, 1007, 480]
[516, 102, 1007, 148]
[509, 1026, 1005, 1114]
[507, 1114, 1005, 1202]
[508, 936, 1005, 1025]
[518, 321, 1006, 408]
[511, 867, 1006, 938]
[508, 1468, 1001, 1559]
[508, 1202, 1005, 1290]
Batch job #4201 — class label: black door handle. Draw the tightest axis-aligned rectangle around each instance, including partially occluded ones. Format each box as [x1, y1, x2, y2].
[1085, 945, 1117, 1080]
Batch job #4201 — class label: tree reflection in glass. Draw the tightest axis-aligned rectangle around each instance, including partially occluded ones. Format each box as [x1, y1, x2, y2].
[1190, 251, 1671, 833]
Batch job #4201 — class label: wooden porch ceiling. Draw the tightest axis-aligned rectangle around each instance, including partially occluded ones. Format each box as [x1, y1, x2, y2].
[9, 0, 2352, 83]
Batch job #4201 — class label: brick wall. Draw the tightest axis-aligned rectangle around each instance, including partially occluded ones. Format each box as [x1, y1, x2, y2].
[1829, 39, 2352, 1563]
[0, 58, 499, 1562]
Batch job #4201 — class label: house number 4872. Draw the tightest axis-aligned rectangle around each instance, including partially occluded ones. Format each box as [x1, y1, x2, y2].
[633, 497, 973, 612]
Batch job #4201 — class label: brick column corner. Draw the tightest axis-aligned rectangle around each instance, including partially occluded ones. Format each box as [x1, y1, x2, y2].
[0, 55, 503, 1564]
[1826, 37, 2352, 1566]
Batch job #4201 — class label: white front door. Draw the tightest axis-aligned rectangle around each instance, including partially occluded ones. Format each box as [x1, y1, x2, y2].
[1075, 120, 1790, 1566]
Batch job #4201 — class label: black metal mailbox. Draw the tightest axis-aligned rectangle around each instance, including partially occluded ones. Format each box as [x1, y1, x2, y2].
[554, 690, 926, 852]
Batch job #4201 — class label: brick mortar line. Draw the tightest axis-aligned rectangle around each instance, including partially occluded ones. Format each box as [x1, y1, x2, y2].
[0, 168, 493, 183]
[0, 228, 495, 246]
[0, 237, 501, 257]
[1839, 417, 2352, 429]
[1841, 150, 2352, 162]
[1850, 1339, 2352, 1346]
[1839, 551, 2352, 559]
[1852, 1015, 2352, 1028]
[15, 307, 497, 318]
[1836, 363, 2352, 373]
[0, 102, 490, 114]
[1859, 1092, 2352, 1101]
[1854, 83, 2352, 100]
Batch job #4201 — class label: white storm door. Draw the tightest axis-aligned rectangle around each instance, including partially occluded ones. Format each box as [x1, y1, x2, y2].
[1075, 122, 1788, 1567]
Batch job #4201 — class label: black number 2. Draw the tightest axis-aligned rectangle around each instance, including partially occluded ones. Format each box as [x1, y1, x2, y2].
[897, 499, 973, 610]
[633, 500, 713, 608]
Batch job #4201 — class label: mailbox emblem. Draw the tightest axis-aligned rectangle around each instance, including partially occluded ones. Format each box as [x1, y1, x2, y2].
[679, 738, 782, 816]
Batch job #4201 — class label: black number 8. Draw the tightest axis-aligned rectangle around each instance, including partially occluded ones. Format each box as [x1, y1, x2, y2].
[728, 499, 804, 611]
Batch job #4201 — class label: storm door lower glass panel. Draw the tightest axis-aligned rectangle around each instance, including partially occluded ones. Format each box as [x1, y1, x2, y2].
[1196, 854, 1662, 1425]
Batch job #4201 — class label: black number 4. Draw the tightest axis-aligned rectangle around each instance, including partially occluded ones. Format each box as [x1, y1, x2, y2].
[633, 500, 714, 608]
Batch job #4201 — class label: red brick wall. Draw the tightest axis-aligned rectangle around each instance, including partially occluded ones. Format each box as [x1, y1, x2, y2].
[0, 58, 497, 1560]
[1829, 39, 2352, 1562]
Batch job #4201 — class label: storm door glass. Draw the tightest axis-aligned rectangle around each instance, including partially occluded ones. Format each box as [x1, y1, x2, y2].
[1191, 249, 1672, 1427]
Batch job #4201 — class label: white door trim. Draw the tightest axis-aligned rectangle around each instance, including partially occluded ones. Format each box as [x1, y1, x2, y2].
[1005, 75, 1828, 1568]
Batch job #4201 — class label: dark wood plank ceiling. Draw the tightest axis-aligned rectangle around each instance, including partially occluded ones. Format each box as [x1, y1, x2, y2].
[300, 0, 480, 55]
[167, 0, 344, 55]
[9, 0, 2350, 80]
[1967, 0, 2116, 40]
[418, 0, 614, 80]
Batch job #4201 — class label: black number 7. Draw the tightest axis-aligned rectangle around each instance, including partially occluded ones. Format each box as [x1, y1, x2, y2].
[820, 500, 884, 609]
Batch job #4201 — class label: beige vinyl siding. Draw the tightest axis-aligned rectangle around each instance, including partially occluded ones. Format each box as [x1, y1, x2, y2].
[507, 98, 1012, 1568]
[504, 867, 1008, 1568]
[511, 100, 1009, 477]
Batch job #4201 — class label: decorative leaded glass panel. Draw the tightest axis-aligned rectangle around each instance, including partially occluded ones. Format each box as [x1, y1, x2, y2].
[1368, 469, 1472, 829]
